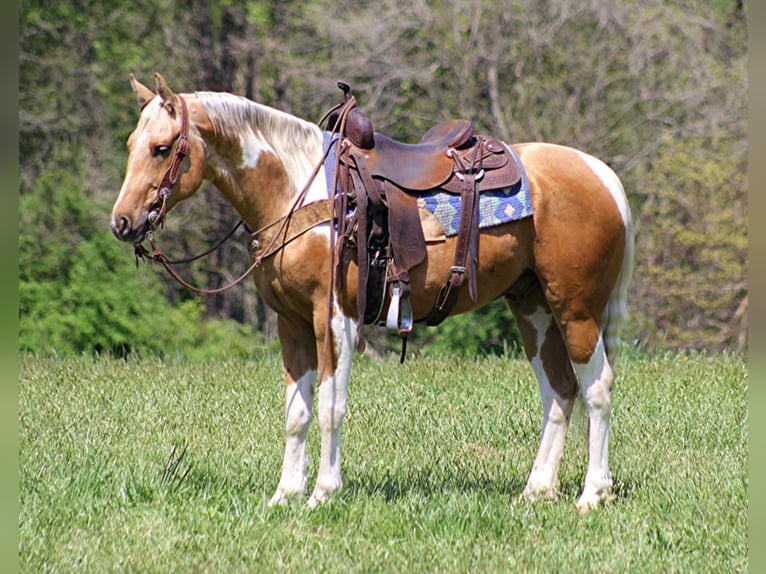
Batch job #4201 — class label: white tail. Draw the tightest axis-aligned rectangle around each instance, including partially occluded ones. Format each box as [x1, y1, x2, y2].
[602, 177, 634, 363]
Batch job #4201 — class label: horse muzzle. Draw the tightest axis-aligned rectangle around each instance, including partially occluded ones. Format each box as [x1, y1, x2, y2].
[110, 213, 149, 244]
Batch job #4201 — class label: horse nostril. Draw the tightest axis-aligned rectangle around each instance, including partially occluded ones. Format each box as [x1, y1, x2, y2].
[110, 215, 131, 239]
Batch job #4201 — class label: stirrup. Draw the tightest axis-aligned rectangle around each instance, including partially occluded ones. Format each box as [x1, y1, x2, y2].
[386, 282, 413, 336]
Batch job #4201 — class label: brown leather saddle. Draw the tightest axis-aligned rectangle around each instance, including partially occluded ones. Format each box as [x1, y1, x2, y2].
[326, 82, 521, 358]
[329, 106, 519, 194]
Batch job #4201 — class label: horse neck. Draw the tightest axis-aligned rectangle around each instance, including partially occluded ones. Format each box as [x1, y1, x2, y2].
[192, 92, 327, 232]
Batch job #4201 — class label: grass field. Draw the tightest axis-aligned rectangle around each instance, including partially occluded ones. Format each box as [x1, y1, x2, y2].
[19, 351, 747, 573]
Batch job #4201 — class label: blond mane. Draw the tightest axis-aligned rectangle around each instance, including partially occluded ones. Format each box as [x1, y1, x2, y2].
[195, 91, 325, 195]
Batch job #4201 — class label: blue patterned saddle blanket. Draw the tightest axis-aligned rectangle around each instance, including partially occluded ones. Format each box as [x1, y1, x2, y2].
[415, 145, 531, 236]
[323, 133, 533, 237]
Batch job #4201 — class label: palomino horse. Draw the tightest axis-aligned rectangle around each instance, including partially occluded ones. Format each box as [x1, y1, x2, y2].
[110, 74, 634, 514]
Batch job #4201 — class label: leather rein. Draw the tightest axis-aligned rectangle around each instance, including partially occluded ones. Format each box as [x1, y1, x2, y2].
[133, 93, 353, 296]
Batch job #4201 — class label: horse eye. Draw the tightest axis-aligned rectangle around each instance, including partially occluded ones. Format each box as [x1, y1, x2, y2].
[153, 145, 171, 159]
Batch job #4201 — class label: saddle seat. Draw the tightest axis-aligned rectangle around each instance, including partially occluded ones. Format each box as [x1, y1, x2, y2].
[362, 120, 475, 191]
[346, 118, 518, 193]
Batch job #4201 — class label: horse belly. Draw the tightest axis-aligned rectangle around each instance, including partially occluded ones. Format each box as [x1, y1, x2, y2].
[407, 219, 534, 319]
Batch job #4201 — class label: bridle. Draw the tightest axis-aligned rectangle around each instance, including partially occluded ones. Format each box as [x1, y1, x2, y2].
[132, 92, 256, 294]
[146, 95, 190, 230]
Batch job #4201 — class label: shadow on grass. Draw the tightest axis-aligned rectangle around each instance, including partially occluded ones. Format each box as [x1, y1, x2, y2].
[343, 465, 526, 502]
[133, 444, 639, 509]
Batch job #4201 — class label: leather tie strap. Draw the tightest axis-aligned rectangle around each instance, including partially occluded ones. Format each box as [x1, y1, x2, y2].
[425, 140, 483, 326]
[347, 155, 371, 353]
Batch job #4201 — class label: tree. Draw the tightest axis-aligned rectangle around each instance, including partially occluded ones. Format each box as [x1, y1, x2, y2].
[19, 0, 748, 355]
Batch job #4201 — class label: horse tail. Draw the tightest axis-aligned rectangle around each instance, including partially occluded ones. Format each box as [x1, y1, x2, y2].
[602, 175, 635, 364]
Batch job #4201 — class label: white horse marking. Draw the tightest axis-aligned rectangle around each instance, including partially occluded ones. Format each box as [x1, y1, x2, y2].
[114, 98, 163, 207]
[575, 150, 630, 228]
[308, 297, 357, 507]
[572, 335, 615, 514]
[522, 306, 575, 502]
[268, 369, 315, 506]
[239, 129, 275, 170]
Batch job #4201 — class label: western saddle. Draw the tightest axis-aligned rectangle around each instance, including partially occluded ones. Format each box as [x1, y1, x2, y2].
[325, 82, 521, 358]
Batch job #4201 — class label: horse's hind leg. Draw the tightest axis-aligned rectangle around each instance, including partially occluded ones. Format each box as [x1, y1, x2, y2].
[551, 309, 616, 514]
[570, 332, 615, 514]
[511, 288, 615, 513]
[508, 285, 578, 502]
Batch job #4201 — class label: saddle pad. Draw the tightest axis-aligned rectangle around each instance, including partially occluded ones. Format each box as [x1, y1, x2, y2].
[416, 146, 532, 236]
[322, 132, 532, 236]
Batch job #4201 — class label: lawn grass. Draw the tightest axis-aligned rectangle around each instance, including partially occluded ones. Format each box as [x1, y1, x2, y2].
[19, 351, 747, 572]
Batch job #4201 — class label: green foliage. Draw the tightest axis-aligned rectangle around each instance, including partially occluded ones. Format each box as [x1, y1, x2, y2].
[19, 353, 747, 572]
[633, 134, 747, 350]
[19, 238, 164, 356]
[162, 299, 276, 361]
[419, 299, 523, 357]
[18, 160, 265, 358]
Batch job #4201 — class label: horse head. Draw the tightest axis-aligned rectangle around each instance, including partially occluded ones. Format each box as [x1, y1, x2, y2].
[110, 73, 206, 244]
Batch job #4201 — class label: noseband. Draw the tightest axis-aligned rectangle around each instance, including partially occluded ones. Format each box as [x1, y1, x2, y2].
[147, 94, 190, 230]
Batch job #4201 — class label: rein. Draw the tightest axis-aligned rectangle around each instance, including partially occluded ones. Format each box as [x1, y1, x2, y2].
[161, 220, 244, 265]
[134, 92, 357, 298]
[132, 87, 372, 381]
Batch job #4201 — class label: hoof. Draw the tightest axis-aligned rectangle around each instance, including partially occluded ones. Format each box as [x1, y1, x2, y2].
[306, 493, 325, 509]
[267, 487, 304, 507]
[576, 470, 613, 514]
[575, 484, 613, 515]
[307, 479, 342, 508]
[520, 478, 557, 503]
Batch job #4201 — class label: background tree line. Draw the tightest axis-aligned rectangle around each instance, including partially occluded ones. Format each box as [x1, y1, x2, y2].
[19, 0, 747, 357]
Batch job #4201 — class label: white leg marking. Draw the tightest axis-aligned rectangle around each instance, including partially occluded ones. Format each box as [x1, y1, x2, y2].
[572, 335, 615, 514]
[307, 298, 357, 508]
[522, 307, 574, 502]
[268, 369, 315, 506]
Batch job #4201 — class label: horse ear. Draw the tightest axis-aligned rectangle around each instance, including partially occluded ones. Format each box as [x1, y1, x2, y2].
[130, 74, 156, 109]
[154, 73, 180, 115]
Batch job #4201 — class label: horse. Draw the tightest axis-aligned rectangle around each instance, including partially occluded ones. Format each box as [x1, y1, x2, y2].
[110, 73, 634, 514]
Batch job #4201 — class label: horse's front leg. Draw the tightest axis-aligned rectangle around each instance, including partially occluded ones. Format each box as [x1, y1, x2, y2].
[268, 317, 318, 507]
[308, 298, 357, 508]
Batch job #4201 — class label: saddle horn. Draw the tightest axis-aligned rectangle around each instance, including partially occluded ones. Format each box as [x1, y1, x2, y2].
[325, 81, 375, 150]
[337, 81, 353, 101]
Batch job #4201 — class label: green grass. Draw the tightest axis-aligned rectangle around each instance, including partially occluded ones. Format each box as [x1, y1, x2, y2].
[19, 351, 747, 573]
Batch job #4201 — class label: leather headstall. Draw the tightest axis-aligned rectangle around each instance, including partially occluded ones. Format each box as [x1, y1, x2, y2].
[147, 95, 190, 230]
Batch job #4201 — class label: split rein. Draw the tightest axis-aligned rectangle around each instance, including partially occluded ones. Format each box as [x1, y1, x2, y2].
[133, 94, 357, 296]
